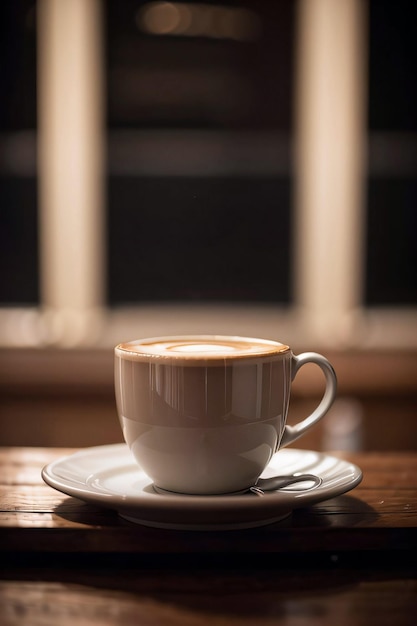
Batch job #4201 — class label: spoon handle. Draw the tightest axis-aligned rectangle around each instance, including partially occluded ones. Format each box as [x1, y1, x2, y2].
[250, 473, 322, 496]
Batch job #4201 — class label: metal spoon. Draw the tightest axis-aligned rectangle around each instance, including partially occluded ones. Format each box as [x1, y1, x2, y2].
[249, 473, 322, 496]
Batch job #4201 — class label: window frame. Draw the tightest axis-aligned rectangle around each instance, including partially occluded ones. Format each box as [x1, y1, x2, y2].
[0, 0, 416, 350]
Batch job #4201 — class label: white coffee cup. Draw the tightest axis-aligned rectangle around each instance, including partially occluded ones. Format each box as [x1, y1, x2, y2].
[114, 335, 337, 495]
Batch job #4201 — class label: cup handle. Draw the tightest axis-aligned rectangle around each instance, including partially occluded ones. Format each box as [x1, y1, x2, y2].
[280, 352, 337, 448]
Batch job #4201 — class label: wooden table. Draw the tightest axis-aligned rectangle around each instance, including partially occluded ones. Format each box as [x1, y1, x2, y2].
[1, 447, 416, 625]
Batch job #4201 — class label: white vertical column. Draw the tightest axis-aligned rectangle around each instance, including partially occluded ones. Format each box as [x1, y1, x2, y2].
[38, 0, 105, 345]
[293, 0, 368, 344]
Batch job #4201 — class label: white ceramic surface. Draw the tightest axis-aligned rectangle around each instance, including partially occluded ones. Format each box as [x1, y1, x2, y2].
[42, 444, 362, 530]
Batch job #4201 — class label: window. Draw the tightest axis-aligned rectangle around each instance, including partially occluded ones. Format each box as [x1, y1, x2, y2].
[0, 0, 38, 305]
[106, 0, 294, 305]
[366, 0, 417, 306]
[0, 0, 416, 349]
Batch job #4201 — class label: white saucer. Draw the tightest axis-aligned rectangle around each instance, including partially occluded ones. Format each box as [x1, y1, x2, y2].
[42, 444, 362, 531]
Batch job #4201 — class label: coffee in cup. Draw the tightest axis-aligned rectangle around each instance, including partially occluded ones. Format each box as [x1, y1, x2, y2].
[114, 335, 337, 495]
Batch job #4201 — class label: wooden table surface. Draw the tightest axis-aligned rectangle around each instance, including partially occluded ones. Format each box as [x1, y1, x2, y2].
[1, 446, 416, 625]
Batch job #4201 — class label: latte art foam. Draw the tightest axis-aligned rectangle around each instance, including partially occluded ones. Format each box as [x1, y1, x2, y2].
[116, 336, 289, 363]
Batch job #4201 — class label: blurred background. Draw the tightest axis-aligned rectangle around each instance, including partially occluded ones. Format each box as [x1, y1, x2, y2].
[0, 0, 416, 451]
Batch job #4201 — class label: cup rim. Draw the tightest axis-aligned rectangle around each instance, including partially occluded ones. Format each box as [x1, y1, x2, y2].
[115, 335, 290, 364]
